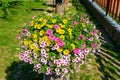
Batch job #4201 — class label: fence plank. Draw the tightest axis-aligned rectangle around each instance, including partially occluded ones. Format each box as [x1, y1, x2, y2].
[94, 0, 120, 21]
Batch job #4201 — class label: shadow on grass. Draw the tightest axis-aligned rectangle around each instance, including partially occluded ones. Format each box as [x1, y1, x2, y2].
[5, 61, 43, 80]
[30, 8, 53, 13]
[72, 0, 120, 79]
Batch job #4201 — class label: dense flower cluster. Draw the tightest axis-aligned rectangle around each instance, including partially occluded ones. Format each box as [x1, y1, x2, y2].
[17, 13, 100, 77]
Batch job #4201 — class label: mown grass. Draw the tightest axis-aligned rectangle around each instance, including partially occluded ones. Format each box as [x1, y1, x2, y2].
[0, 1, 47, 79]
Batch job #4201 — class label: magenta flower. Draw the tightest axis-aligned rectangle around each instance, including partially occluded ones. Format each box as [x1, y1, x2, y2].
[81, 18, 85, 22]
[58, 41, 65, 47]
[55, 38, 61, 42]
[49, 34, 55, 41]
[91, 43, 97, 48]
[46, 29, 53, 35]
[54, 25, 59, 29]
[20, 32, 24, 36]
[73, 48, 80, 54]
[77, 35, 85, 40]
[82, 43, 86, 49]
[88, 37, 93, 41]
[23, 28, 28, 33]
[73, 21, 78, 25]
[93, 29, 98, 36]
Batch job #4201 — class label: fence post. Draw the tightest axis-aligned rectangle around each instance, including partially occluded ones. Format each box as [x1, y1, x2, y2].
[106, 0, 110, 16]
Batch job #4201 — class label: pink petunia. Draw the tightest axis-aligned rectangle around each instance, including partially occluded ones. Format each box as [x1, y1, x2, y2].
[77, 35, 85, 40]
[62, 68, 68, 73]
[54, 44, 59, 50]
[57, 63, 61, 67]
[58, 41, 65, 47]
[40, 41, 46, 48]
[84, 48, 89, 55]
[49, 34, 55, 41]
[46, 29, 53, 35]
[93, 29, 98, 36]
[91, 43, 97, 48]
[73, 48, 80, 54]
[81, 18, 85, 22]
[81, 43, 86, 49]
[54, 38, 61, 42]
[41, 49, 46, 55]
[86, 20, 89, 25]
[73, 21, 78, 25]
[26, 32, 31, 37]
[55, 68, 60, 72]
[36, 63, 41, 69]
[88, 37, 93, 41]
[33, 53, 38, 59]
[23, 28, 28, 33]
[54, 25, 59, 29]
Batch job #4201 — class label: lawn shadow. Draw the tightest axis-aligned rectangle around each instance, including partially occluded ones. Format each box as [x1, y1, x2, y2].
[31, 8, 45, 11]
[72, 0, 120, 79]
[5, 61, 64, 80]
[5, 61, 43, 80]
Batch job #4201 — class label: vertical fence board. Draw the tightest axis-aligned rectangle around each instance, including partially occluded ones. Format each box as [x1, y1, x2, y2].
[94, 0, 120, 21]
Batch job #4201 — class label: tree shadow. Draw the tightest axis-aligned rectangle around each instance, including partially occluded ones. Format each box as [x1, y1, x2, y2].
[5, 61, 43, 80]
[31, 8, 45, 11]
[72, 0, 120, 79]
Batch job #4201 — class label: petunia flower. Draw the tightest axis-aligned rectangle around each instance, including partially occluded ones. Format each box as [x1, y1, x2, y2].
[46, 29, 53, 35]
[58, 41, 65, 47]
[88, 37, 93, 41]
[26, 32, 31, 37]
[93, 29, 98, 36]
[54, 25, 59, 29]
[41, 49, 46, 55]
[49, 34, 55, 41]
[54, 38, 61, 42]
[91, 43, 97, 48]
[81, 43, 86, 49]
[73, 48, 80, 54]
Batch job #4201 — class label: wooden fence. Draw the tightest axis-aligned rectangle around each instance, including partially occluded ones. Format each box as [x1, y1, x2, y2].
[93, 0, 120, 22]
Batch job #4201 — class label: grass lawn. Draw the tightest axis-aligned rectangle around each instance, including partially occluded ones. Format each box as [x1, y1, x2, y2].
[0, 0, 120, 80]
[0, 1, 48, 80]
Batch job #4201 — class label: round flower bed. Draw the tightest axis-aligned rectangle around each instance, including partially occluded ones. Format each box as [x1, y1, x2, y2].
[17, 13, 100, 78]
